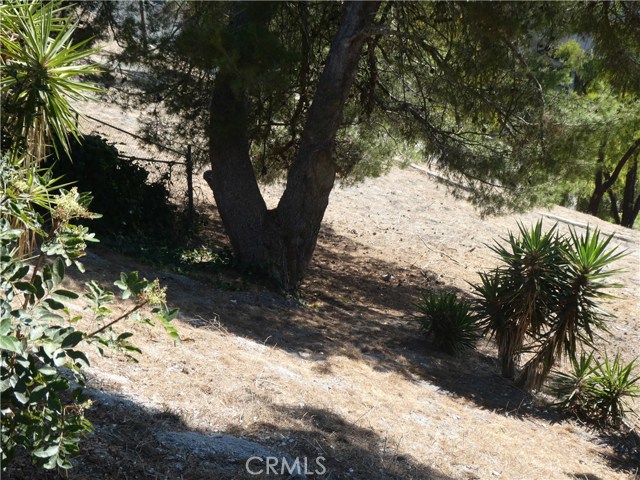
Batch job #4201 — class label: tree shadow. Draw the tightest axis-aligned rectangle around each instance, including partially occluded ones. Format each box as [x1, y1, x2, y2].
[3, 384, 454, 480]
[156, 222, 557, 424]
[595, 427, 640, 474]
[236, 403, 456, 480]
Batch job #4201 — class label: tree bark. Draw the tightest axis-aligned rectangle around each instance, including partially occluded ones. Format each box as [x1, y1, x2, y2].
[620, 154, 639, 228]
[587, 141, 608, 216]
[587, 137, 640, 216]
[206, 1, 380, 290]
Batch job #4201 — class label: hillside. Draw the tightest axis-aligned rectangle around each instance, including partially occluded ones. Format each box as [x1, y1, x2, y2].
[6, 166, 639, 480]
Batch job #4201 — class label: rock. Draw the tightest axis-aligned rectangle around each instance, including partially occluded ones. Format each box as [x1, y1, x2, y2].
[154, 430, 305, 478]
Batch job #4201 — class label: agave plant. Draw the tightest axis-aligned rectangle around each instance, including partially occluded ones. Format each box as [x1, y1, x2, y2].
[416, 291, 481, 355]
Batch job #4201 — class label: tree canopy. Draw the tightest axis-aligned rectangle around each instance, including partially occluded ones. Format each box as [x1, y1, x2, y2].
[73, 1, 640, 288]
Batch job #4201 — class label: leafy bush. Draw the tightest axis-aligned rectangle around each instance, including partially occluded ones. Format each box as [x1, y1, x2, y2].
[0, 1, 178, 471]
[473, 221, 625, 390]
[0, 157, 179, 470]
[550, 351, 640, 427]
[416, 291, 481, 354]
[48, 134, 177, 241]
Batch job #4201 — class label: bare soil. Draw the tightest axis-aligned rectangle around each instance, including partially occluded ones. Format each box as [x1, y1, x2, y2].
[5, 166, 639, 480]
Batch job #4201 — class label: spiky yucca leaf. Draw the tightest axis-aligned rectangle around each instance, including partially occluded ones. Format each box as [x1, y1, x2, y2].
[550, 352, 640, 427]
[0, 0, 100, 165]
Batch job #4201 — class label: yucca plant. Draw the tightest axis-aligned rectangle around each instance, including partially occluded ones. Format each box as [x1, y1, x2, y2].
[1, 0, 99, 255]
[473, 270, 516, 377]
[474, 221, 566, 379]
[548, 350, 596, 415]
[473, 221, 625, 390]
[518, 227, 625, 390]
[0, 0, 100, 165]
[587, 353, 640, 427]
[416, 291, 481, 355]
[550, 352, 640, 427]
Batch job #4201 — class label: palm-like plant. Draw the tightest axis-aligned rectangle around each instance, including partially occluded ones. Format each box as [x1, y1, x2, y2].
[474, 221, 625, 390]
[1, 0, 99, 255]
[518, 227, 625, 390]
[0, 0, 100, 165]
[550, 352, 640, 427]
[474, 221, 566, 379]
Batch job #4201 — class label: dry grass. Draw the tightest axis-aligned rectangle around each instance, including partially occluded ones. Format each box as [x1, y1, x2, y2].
[5, 165, 638, 479]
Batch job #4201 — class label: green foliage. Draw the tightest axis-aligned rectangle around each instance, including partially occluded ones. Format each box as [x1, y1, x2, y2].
[47, 134, 177, 240]
[473, 221, 625, 390]
[0, 0, 100, 164]
[0, 157, 179, 470]
[0, 1, 178, 472]
[416, 291, 481, 355]
[550, 351, 640, 427]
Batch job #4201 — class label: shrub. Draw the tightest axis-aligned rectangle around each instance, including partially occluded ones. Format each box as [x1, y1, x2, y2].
[416, 291, 481, 354]
[473, 220, 625, 390]
[0, 157, 179, 470]
[550, 351, 640, 427]
[0, 1, 178, 471]
[47, 134, 177, 241]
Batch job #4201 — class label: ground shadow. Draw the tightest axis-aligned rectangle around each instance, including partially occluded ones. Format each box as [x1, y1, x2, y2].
[596, 427, 640, 474]
[3, 383, 454, 480]
[150, 221, 558, 424]
[68, 218, 636, 476]
[236, 403, 456, 480]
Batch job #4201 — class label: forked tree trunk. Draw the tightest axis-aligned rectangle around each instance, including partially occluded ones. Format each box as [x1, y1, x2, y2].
[587, 137, 640, 217]
[205, 1, 380, 290]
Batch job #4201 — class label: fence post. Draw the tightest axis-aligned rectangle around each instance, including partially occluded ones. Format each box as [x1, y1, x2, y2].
[186, 144, 194, 230]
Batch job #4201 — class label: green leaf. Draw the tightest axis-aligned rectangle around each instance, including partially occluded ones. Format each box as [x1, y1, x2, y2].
[38, 366, 58, 376]
[14, 281, 37, 294]
[66, 350, 90, 368]
[52, 257, 65, 284]
[51, 289, 79, 300]
[33, 444, 59, 458]
[61, 331, 83, 349]
[0, 335, 22, 354]
[8, 265, 29, 282]
[0, 318, 12, 336]
[13, 391, 29, 405]
[52, 349, 67, 367]
[44, 298, 66, 311]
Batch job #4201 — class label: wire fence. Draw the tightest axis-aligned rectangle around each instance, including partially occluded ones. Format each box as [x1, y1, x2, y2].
[77, 113, 197, 227]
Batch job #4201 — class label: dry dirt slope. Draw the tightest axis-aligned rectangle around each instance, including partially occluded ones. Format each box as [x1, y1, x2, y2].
[6, 166, 639, 480]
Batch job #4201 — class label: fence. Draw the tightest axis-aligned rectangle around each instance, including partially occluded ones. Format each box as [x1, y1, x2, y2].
[77, 113, 197, 227]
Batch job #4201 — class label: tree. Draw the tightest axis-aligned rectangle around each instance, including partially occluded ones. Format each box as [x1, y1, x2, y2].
[88, 1, 638, 289]
[548, 38, 640, 228]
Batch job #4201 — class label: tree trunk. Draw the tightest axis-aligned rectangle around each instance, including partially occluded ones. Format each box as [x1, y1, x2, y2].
[620, 154, 640, 228]
[206, 1, 380, 290]
[587, 141, 607, 216]
[587, 137, 640, 217]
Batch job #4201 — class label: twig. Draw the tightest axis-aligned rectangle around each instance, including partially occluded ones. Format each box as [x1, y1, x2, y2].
[417, 234, 461, 265]
[86, 301, 149, 338]
[353, 405, 376, 426]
